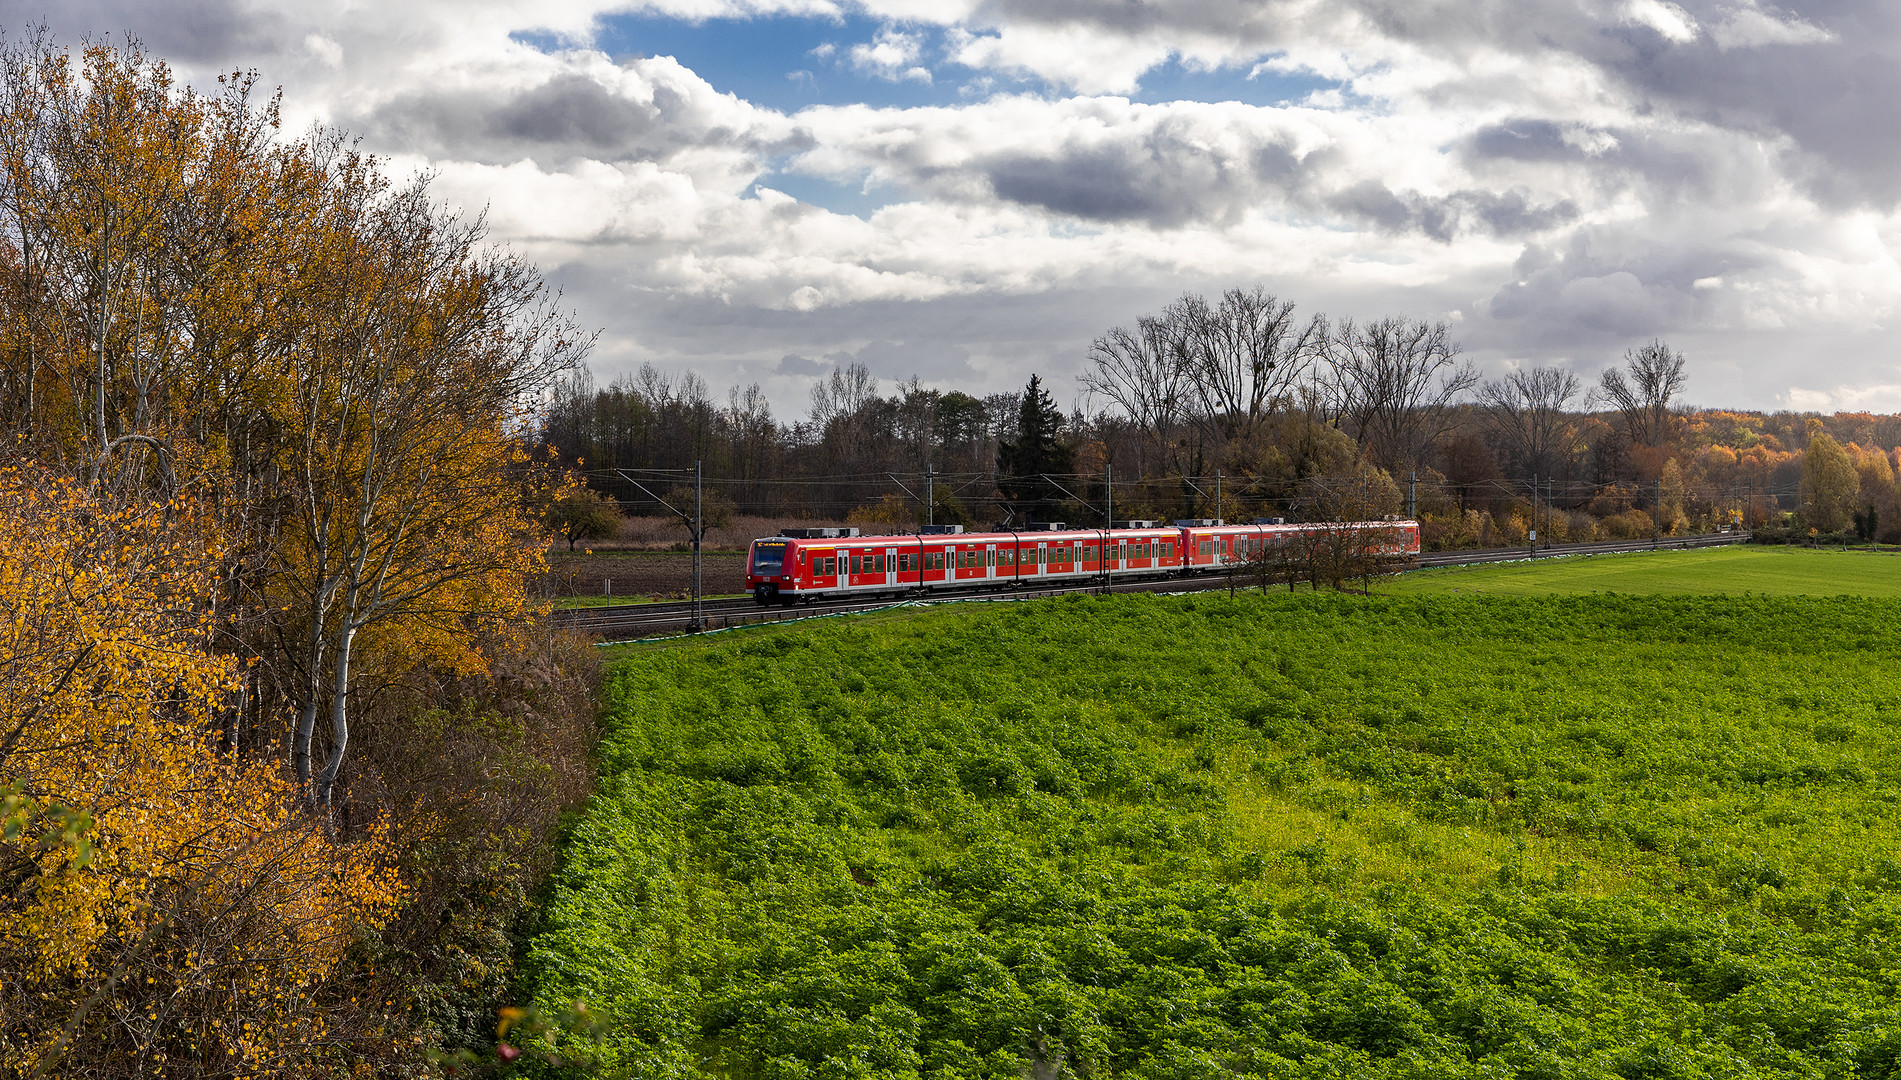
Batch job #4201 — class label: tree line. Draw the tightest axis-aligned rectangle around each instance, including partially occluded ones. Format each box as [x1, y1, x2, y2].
[548, 292, 1901, 546]
[0, 35, 597, 1075]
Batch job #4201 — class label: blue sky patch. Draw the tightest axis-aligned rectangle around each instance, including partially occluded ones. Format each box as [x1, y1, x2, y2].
[515, 12, 1340, 113]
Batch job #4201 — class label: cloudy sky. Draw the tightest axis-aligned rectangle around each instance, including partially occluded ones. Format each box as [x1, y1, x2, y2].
[13, 0, 1901, 415]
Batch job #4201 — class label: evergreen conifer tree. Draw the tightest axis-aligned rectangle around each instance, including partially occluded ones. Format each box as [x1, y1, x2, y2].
[997, 375, 1074, 524]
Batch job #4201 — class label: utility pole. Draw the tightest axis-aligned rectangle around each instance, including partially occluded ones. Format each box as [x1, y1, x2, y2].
[925, 464, 934, 529]
[1530, 473, 1538, 559]
[1408, 471, 1416, 519]
[693, 459, 704, 630]
[1216, 469, 1223, 524]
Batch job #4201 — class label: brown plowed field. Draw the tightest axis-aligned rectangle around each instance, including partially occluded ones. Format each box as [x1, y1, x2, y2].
[547, 550, 749, 600]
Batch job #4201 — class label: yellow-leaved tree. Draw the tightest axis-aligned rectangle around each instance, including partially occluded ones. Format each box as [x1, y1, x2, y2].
[0, 460, 401, 1077]
[264, 150, 588, 811]
[1800, 421, 1859, 533]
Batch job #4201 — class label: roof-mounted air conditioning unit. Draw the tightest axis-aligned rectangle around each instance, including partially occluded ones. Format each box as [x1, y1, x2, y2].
[1113, 519, 1158, 529]
[781, 527, 860, 538]
[1251, 517, 1286, 525]
[921, 524, 965, 534]
[1028, 522, 1068, 531]
[1172, 518, 1221, 528]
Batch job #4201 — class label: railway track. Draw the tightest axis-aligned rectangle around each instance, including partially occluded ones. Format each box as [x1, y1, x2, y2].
[553, 531, 1751, 640]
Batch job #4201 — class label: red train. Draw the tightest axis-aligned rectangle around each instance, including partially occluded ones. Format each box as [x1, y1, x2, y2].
[745, 518, 1420, 606]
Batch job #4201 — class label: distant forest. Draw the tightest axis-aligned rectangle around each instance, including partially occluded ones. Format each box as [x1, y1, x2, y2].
[544, 288, 1901, 546]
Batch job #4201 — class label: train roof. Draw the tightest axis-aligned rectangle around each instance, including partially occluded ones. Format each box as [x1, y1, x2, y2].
[760, 519, 1418, 544]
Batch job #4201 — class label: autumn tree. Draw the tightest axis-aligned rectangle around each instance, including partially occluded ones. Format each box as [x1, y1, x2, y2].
[1800, 421, 1859, 532]
[266, 164, 586, 810]
[0, 461, 400, 1077]
[547, 484, 624, 550]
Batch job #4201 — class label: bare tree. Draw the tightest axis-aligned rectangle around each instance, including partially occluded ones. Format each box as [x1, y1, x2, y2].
[1081, 314, 1189, 476]
[1319, 316, 1477, 472]
[1175, 286, 1324, 444]
[808, 361, 878, 429]
[1598, 339, 1686, 448]
[1478, 366, 1581, 477]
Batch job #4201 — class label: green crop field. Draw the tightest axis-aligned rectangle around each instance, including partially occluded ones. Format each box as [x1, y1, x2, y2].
[529, 591, 1901, 1078]
[1391, 544, 1901, 597]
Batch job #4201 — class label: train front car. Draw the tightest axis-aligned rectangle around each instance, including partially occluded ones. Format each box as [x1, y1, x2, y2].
[746, 536, 797, 605]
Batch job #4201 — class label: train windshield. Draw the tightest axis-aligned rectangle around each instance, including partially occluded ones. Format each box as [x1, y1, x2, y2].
[751, 541, 787, 575]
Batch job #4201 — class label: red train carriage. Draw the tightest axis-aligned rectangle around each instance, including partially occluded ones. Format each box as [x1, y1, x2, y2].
[744, 519, 1420, 605]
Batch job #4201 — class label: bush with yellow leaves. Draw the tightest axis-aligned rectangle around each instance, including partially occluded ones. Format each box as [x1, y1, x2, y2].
[0, 462, 401, 1078]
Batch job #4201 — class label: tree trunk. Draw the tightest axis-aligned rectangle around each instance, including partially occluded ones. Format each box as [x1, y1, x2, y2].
[314, 624, 355, 812]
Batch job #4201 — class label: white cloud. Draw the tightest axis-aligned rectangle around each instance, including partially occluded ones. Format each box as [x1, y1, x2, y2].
[1708, 3, 1835, 51]
[1786, 384, 1901, 413]
[1621, 0, 1700, 43]
[25, 0, 1898, 411]
[847, 27, 932, 82]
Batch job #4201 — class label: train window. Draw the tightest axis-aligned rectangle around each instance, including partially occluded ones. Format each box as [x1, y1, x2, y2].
[849, 556, 861, 574]
[874, 554, 886, 573]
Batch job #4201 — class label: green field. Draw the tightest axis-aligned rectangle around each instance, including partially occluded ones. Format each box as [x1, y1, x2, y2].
[1391, 544, 1901, 597]
[531, 591, 1901, 1078]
